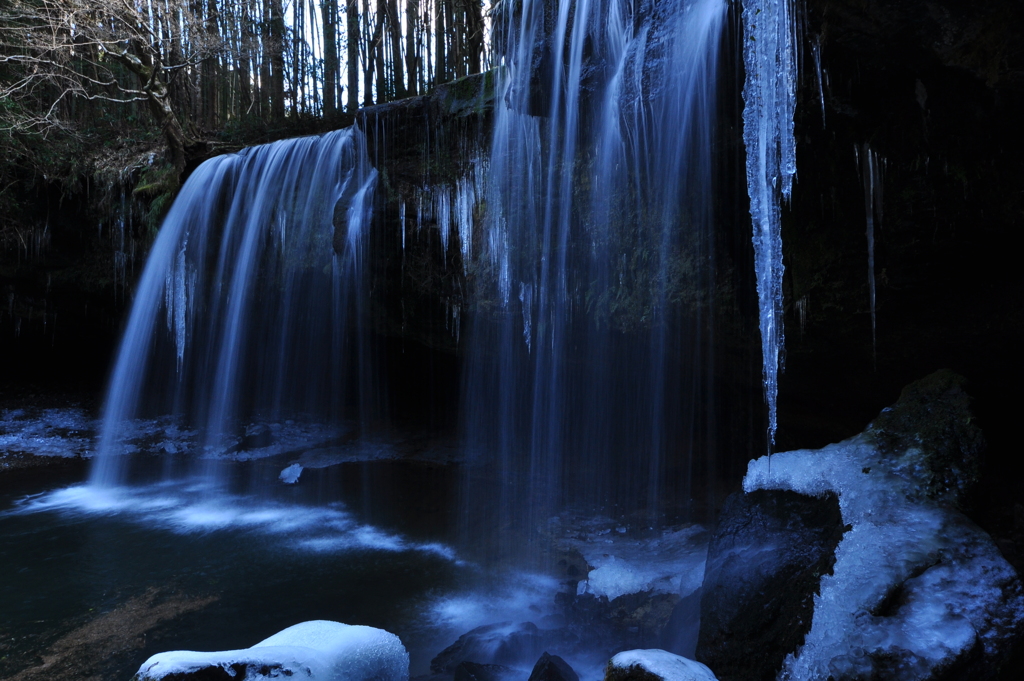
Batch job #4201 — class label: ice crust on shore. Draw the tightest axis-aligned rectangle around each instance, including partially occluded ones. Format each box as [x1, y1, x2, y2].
[0, 407, 95, 459]
[136, 620, 410, 681]
[568, 524, 708, 601]
[744, 435, 1024, 680]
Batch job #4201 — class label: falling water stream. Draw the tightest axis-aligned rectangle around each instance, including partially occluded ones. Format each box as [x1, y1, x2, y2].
[462, 0, 729, 547]
[90, 128, 378, 488]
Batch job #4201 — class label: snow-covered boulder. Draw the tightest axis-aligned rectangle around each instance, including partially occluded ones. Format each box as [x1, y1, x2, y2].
[735, 372, 1024, 680]
[134, 620, 409, 681]
[606, 650, 717, 681]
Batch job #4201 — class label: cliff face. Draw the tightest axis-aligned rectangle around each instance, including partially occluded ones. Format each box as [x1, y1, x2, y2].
[3, 0, 1021, 460]
[777, 0, 1024, 450]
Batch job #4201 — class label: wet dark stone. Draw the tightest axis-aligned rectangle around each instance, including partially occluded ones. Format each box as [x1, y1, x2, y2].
[659, 587, 702, 659]
[431, 622, 547, 674]
[453, 661, 517, 681]
[695, 489, 847, 681]
[867, 369, 985, 504]
[527, 652, 579, 681]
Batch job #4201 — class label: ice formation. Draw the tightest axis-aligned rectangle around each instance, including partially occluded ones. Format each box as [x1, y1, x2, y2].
[279, 463, 303, 483]
[744, 436, 1024, 679]
[0, 407, 95, 459]
[567, 524, 708, 601]
[741, 0, 798, 448]
[608, 649, 718, 681]
[136, 620, 409, 681]
[856, 143, 883, 363]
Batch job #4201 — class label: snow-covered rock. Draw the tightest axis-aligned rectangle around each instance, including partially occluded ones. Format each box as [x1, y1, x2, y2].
[743, 433, 1023, 680]
[565, 524, 708, 602]
[134, 620, 409, 681]
[606, 649, 717, 681]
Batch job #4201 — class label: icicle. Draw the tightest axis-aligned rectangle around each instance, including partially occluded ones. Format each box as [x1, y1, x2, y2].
[796, 295, 808, 338]
[741, 0, 798, 450]
[858, 143, 883, 367]
[399, 201, 406, 252]
[519, 282, 533, 351]
[812, 35, 826, 127]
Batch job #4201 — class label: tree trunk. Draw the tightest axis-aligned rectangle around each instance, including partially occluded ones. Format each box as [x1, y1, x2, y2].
[387, 0, 405, 98]
[374, 0, 387, 101]
[361, 0, 376, 106]
[434, 0, 446, 85]
[346, 0, 360, 110]
[404, 0, 418, 96]
[322, 0, 339, 117]
[269, 0, 286, 121]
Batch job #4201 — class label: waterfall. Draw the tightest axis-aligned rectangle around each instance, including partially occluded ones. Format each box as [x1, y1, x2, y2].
[90, 128, 378, 488]
[740, 0, 798, 450]
[463, 0, 728, 538]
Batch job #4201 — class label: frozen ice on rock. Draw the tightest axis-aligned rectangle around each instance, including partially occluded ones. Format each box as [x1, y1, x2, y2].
[567, 523, 708, 601]
[280, 462, 303, 483]
[0, 407, 96, 459]
[135, 620, 409, 681]
[743, 435, 1024, 680]
[607, 650, 717, 681]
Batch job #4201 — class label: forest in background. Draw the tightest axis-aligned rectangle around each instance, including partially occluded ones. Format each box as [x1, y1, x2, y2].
[0, 0, 489, 246]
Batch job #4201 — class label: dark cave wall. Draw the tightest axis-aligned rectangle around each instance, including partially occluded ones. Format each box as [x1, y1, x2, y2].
[776, 0, 1024, 451]
[778, 0, 1024, 565]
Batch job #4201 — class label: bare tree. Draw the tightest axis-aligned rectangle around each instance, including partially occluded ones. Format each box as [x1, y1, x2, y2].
[0, 0, 222, 177]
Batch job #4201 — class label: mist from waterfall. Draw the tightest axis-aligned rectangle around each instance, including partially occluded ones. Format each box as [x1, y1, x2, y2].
[90, 128, 378, 488]
[462, 0, 729, 543]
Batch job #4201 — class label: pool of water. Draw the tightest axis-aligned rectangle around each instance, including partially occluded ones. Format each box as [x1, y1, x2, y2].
[0, 449, 568, 681]
[1, 407, 713, 681]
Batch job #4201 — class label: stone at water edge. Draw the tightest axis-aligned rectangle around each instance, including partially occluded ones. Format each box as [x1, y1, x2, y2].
[528, 652, 580, 681]
[605, 649, 717, 681]
[695, 489, 847, 681]
[134, 620, 409, 681]
[430, 621, 574, 673]
[453, 660, 518, 681]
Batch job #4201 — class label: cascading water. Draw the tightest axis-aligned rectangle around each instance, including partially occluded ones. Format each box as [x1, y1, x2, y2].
[463, 0, 729, 542]
[90, 128, 378, 488]
[740, 0, 798, 450]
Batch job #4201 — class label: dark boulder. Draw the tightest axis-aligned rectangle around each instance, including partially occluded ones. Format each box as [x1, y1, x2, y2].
[431, 622, 556, 674]
[453, 660, 518, 681]
[695, 489, 847, 681]
[527, 652, 579, 681]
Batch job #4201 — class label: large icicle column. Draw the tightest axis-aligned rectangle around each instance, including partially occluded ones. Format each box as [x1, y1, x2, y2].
[741, 0, 798, 448]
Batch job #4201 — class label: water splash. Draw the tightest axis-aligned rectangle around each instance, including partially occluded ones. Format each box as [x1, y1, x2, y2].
[91, 128, 378, 487]
[741, 0, 799, 450]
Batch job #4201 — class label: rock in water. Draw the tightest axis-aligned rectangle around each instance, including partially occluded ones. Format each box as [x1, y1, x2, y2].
[454, 660, 517, 681]
[695, 489, 847, 680]
[134, 620, 409, 681]
[606, 649, 717, 681]
[528, 652, 579, 681]
[430, 622, 551, 673]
